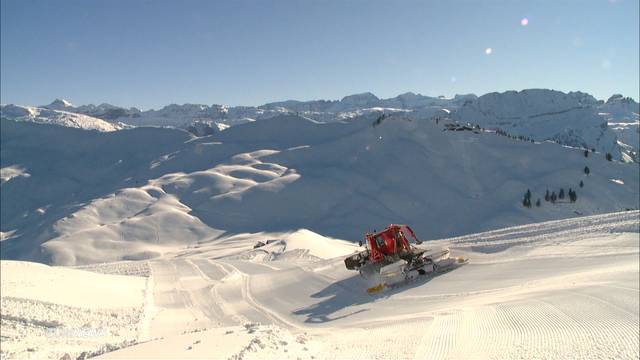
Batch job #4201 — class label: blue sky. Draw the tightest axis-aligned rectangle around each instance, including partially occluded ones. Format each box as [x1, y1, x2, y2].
[1, 0, 638, 109]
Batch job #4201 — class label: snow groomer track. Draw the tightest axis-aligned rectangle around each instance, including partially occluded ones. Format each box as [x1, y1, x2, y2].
[102, 211, 640, 359]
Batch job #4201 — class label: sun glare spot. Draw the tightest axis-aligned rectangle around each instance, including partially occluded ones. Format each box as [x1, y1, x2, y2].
[485, 47, 493, 55]
[520, 18, 529, 26]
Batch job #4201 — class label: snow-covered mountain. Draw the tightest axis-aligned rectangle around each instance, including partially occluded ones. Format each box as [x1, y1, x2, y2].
[2, 89, 637, 162]
[1, 111, 637, 266]
[599, 94, 640, 162]
[0, 104, 123, 132]
[42, 98, 75, 111]
[74, 103, 142, 121]
[452, 89, 639, 161]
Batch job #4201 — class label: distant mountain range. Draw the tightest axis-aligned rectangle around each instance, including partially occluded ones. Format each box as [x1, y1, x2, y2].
[1, 89, 638, 161]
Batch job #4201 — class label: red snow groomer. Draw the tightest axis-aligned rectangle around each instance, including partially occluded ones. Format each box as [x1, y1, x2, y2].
[344, 224, 467, 293]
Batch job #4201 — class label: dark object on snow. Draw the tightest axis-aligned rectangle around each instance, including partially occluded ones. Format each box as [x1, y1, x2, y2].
[443, 123, 474, 132]
[372, 114, 386, 127]
[253, 241, 266, 249]
[523, 189, 532, 207]
[344, 224, 466, 293]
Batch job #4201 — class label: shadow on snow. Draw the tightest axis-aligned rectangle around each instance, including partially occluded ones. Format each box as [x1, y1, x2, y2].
[292, 270, 452, 324]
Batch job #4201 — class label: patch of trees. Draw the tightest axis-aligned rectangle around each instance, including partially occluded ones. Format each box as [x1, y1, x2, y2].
[372, 114, 386, 127]
[494, 129, 535, 143]
[532, 186, 579, 207]
[522, 189, 532, 208]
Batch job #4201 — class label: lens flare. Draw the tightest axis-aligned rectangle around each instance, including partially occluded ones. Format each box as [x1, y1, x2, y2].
[485, 47, 493, 55]
[520, 18, 529, 26]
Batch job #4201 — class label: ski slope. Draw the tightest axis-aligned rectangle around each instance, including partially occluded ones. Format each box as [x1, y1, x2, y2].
[2, 211, 636, 359]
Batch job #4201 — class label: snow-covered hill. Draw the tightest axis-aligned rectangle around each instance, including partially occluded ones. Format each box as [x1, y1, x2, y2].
[0, 104, 123, 132]
[1, 211, 637, 359]
[1, 110, 638, 266]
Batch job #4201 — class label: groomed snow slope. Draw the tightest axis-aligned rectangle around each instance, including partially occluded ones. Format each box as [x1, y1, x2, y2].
[1, 113, 638, 265]
[102, 211, 640, 360]
[2, 211, 637, 359]
[0, 261, 149, 360]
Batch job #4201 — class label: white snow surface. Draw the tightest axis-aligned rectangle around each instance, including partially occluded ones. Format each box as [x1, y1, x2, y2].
[1, 112, 638, 265]
[0, 261, 148, 360]
[0, 165, 30, 184]
[0, 104, 122, 132]
[0, 261, 145, 308]
[1, 211, 638, 359]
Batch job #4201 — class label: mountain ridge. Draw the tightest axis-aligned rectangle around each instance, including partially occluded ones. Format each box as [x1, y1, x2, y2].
[2, 88, 638, 162]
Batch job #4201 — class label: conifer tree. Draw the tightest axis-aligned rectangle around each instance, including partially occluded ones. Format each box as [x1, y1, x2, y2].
[569, 189, 577, 202]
